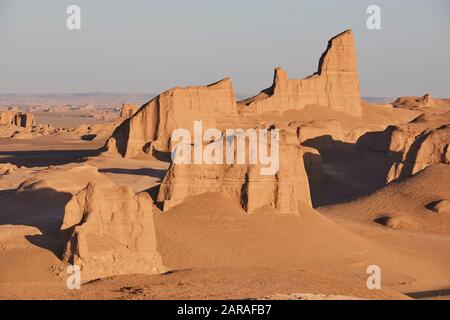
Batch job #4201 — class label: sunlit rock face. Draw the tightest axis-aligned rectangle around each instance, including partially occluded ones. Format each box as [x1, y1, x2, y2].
[243, 30, 362, 117]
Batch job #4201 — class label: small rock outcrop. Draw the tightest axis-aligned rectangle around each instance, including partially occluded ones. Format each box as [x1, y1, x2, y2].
[0, 110, 61, 139]
[72, 122, 119, 141]
[120, 103, 139, 118]
[0, 163, 17, 175]
[428, 200, 450, 214]
[0, 111, 35, 128]
[393, 94, 436, 109]
[61, 182, 166, 281]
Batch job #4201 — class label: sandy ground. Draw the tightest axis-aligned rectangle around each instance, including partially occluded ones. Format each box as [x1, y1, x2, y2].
[33, 112, 113, 128]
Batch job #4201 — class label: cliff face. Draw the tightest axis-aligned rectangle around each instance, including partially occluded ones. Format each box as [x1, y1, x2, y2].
[243, 30, 362, 117]
[107, 30, 363, 158]
[108, 78, 237, 157]
[120, 103, 139, 118]
[157, 131, 312, 214]
[393, 94, 437, 109]
[61, 182, 166, 281]
[102, 30, 363, 213]
[357, 121, 450, 182]
[386, 125, 450, 182]
[0, 111, 35, 128]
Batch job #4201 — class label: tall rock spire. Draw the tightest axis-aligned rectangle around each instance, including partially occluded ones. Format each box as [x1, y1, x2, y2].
[246, 29, 362, 117]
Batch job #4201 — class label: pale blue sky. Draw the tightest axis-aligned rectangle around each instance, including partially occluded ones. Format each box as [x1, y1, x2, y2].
[0, 0, 449, 97]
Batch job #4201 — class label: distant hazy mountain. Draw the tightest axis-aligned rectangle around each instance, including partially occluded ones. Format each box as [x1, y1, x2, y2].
[363, 97, 396, 104]
[0, 93, 397, 111]
[0, 93, 157, 110]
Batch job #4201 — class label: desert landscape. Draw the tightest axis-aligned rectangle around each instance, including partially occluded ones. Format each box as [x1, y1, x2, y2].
[0, 28, 449, 301]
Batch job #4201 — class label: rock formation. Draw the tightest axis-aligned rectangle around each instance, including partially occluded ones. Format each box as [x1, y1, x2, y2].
[107, 79, 237, 157]
[0, 163, 17, 175]
[302, 146, 326, 189]
[0, 110, 35, 128]
[357, 121, 450, 182]
[8, 163, 167, 280]
[0, 110, 61, 139]
[157, 131, 312, 213]
[417, 94, 435, 107]
[72, 122, 119, 141]
[428, 199, 450, 214]
[393, 94, 436, 109]
[106, 30, 363, 158]
[241, 30, 362, 117]
[120, 103, 139, 118]
[386, 125, 450, 181]
[61, 182, 166, 281]
[290, 119, 345, 150]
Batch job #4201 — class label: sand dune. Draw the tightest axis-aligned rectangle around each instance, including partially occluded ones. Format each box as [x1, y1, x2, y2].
[321, 164, 450, 235]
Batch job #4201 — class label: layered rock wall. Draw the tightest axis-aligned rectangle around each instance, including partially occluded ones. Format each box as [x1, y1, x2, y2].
[0, 111, 35, 128]
[108, 79, 237, 157]
[357, 124, 450, 182]
[243, 30, 362, 117]
[120, 103, 139, 118]
[61, 182, 166, 281]
[157, 132, 312, 213]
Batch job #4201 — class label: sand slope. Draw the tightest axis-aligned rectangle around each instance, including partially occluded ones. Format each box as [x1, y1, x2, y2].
[321, 164, 450, 235]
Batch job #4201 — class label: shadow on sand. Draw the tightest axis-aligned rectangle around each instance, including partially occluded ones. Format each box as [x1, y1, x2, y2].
[0, 149, 102, 167]
[99, 167, 166, 181]
[0, 188, 72, 259]
[301, 133, 402, 208]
